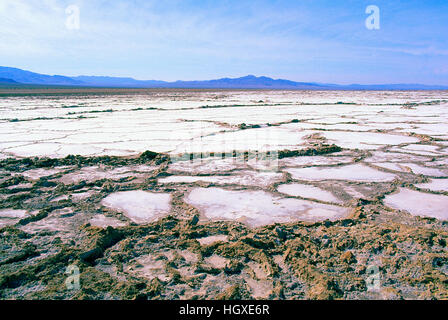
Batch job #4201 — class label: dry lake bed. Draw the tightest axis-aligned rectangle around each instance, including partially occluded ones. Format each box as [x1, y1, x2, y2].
[0, 89, 447, 299]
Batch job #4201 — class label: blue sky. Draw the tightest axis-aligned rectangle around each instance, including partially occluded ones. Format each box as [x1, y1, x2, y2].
[0, 0, 447, 84]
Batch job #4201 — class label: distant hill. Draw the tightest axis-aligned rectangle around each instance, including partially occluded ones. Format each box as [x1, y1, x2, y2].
[1, 66, 447, 90]
[0, 66, 83, 86]
[72, 74, 326, 89]
[161, 75, 327, 89]
[72, 75, 166, 87]
[0, 77, 19, 84]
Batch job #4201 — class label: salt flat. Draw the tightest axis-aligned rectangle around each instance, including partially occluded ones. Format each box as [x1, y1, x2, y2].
[1, 90, 448, 226]
[1, 90, 447, 158]
[2, 90, 448, 300]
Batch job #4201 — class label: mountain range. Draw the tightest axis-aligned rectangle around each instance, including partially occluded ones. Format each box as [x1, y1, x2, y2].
[1, 66, 447, 90]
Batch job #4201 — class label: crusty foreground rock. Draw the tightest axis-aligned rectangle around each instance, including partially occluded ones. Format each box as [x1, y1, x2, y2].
[1, 202, 447, 300]
[0, 149, 447, 300]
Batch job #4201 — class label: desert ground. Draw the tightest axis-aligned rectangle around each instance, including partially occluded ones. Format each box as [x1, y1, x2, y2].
[0, 89, 447, 299]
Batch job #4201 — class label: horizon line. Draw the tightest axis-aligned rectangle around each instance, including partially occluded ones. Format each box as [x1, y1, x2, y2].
[2, 65, 448, 88]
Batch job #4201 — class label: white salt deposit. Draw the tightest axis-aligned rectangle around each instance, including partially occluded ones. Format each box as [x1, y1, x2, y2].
[277, 183, 342, 203]
[21, 168, 66, 180]
[372, 162, 408, 172]
[322, 131, 419, 150]
[101, 190, 171, 224]
[7, 183, 33, 190]
[89, 214, 127, 228]
[1, 91, 448, 159]
[286, 164, 397, 182]
[415, 179, 448, 192]
[365, 151, 430, 163]
[197, 235, 229, 246]
[71, 191, 96, 201]
[245, 277, 274, 299]
[279, 156, 353, 167]
[185, 187, 349, 227]
[127, 255, 170, 282]
[172, 127, 310, 154]
[0, 209, 27, 219]
[168, 158, 242, 174]
[205, 255, 229, 269]
[159, 171, 282, 187]
[18, 211, 77, 233]
[343, 186, 365, 199]
[158, 176, 217, 184]
[58, 165, 158, 184]
[400, 144, 442, 155]
[179, 250, 199, 264]
[401, 163, 447, 177]
[384, 188, 448, 220]
[51, 195, 69, 202]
